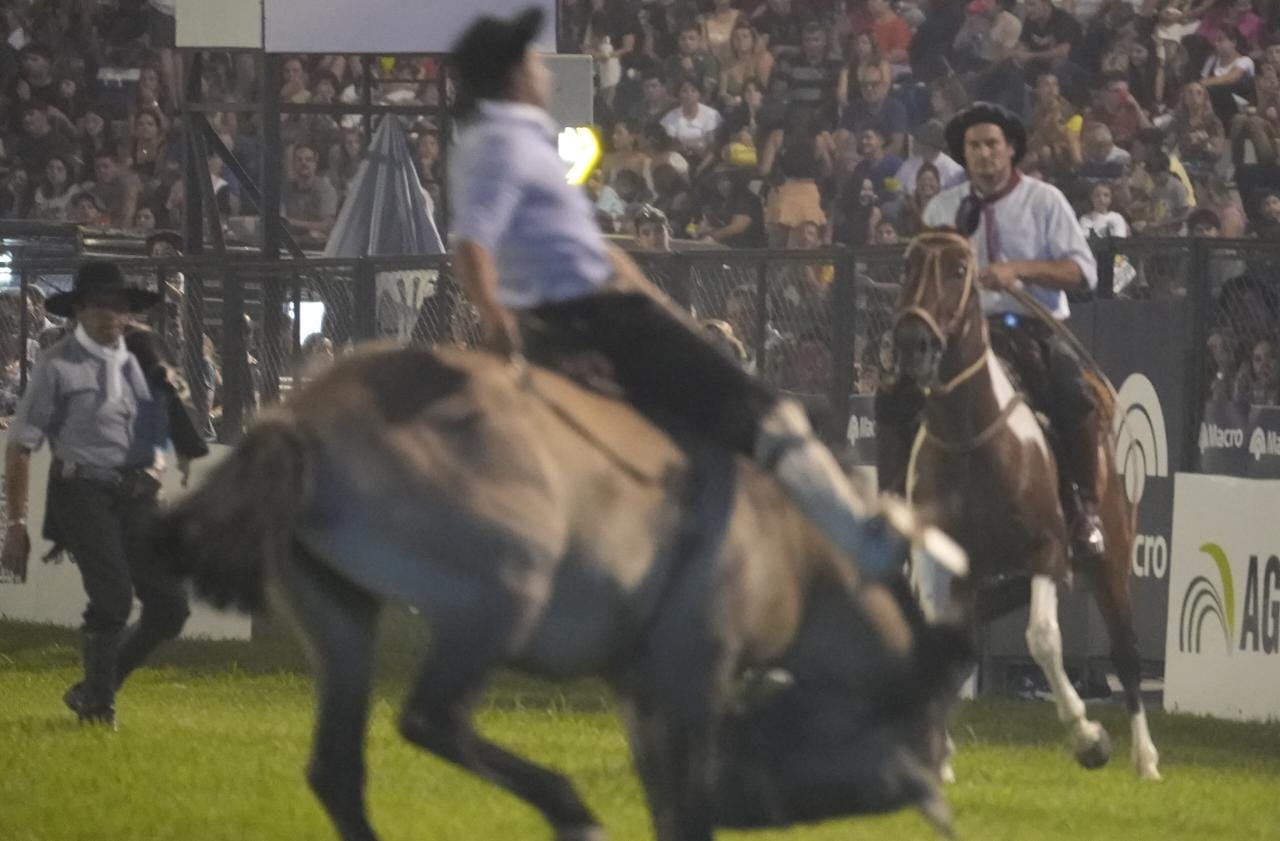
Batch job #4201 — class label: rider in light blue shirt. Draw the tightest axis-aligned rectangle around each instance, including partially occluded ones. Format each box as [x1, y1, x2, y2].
[447, 7, 951, 577]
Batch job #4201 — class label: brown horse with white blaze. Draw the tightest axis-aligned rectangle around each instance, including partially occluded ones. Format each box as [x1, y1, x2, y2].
[156, 343, 974, 841]
[881, 229, 1161, 781]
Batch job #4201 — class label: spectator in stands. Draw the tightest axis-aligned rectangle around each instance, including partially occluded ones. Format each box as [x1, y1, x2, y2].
[133, 205, 157, 232]
[582, 0, 642, 108]
[129, 106, 171, 186]
[414, 126, 441, 209]
[586, 167, 626, 231]
[847, 125, 903, 204]
[12, 43, 58, 112]
[866, 0, 913, 71]
[1025, 72, 1083, 180]
[1197, 174, 1247, 236]
[27, 153, 79, 222]
[1080, 181, 1131, 237]
[894, 119, 965, 194]
[1201, 26, 1255, 125]
[910, 0, 967, 83]
[604, 118, 651, 183]
[830, 173, 880, 246]
[661, 76, 723, 163]
[1138, 152, 1192, 232]
[664, 22, 719, 100]
[1079, 122, 1132, 186]
[136, 63, 175, 118]
[1230, 64, 1280, 166]
[702, 319, 750, 368]
[838, 61, 907, 156]
[898, 160, 942, 235]
[76, 107, 115, 174]
[52, 75, 87, 124]
[1087, 71, 1153, 149]
[632, 203, 671, 251]
[953, 0, 1023, 72]
[720, 22, 774, 108]
[282, 142, 338, 247]
[774, 22, 841, 113]
[10, 102, 74, 179]
[836, 31, 886, 112]
[695, 166, 766, 247]
[211, 110, 261, 188]
[83, 148, 140, 229]
[1015, 0, 1085, 82]
[1187, 206, 1222, 236]
[703, 0, 744, 65]
[1171, 81, 1226, 181]
[761, 105, 832, 246]
[0, 167, 30, 218]
[628, 69, 678, 126]
[1254, 191, 1280, 237]
[652, 161, 696, 236]
[1207, 327, 1245, 401]
[1236, 337, 1279, 404]
[756, 0, 805, 58]
[641, 119, 691, 181]
[70, 189, 106, 227]
[928, 75, 972, 125]
[874, 217, 901, 243]
[280, 55, 310, 103]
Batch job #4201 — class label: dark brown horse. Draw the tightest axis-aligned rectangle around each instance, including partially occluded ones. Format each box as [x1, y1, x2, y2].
[157, 344, 974, 841]
[881, 230, 1160, 781]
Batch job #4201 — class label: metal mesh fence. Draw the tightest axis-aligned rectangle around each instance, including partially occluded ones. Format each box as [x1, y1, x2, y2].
[1203, 242, 1280, 408]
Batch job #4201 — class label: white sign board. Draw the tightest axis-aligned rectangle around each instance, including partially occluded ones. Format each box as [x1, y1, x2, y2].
[263, 0, 557, 54]
[177, 0, 264, 49]
[0, 431, 251, 641]
[1165, 473, 1280, 722]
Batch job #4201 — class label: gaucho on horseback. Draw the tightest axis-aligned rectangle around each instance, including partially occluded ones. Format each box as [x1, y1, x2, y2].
[448, 8, 925, 569]
[879, 102, 1107, 565]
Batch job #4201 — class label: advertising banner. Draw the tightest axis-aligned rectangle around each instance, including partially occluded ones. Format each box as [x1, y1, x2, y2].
[0, 432, 250, 641]
[1246, 405, 1280, 479]
[1165, 473, 1280, 722]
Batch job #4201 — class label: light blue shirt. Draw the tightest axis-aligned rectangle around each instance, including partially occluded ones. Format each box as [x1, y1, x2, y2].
[450, 101, 612, 309]
[9, 334, 167, 469]
[923, 175, 1097, 320]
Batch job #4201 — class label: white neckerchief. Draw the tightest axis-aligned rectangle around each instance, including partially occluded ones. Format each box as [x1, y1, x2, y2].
[74, 324, 143, 405]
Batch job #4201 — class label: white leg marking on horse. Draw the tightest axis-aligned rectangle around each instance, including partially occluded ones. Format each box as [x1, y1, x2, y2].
[940, 731, 957, 785]
[1131, 708, 1162, 781]
[1025, 576, 1105, 756]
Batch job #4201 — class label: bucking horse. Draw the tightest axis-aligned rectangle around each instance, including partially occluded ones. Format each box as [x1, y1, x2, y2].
[880, 229, 1161, 781]
[157, 342, 974, 841]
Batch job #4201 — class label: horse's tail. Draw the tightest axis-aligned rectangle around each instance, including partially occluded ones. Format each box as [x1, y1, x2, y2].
[156, 415, 311, 613]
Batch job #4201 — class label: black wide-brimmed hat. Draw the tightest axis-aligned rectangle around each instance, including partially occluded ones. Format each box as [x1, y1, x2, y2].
[46, 261, 163, 318]
[944, 102, 1028, 166]
[452, 7, 545, 106]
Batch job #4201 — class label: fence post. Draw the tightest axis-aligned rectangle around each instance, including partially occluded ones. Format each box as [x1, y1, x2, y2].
[754, 257, 769, 378]
[354, 259, 378, 341]
[221, 262, 248, 439]
[1185, 237, 1212, 471]
[18, 268, 29, 392]
[829, 248, 857, 446]
[1095, 236, 1115, 299]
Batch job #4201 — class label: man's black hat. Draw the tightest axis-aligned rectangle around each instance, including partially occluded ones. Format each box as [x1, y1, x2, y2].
[944, 102, 1028, 166]
[451, 7, 545, 106]
[46, 262, 162, 318]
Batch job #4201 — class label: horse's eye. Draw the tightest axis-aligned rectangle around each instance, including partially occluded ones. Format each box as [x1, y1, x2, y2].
[956, 263, 968, 277]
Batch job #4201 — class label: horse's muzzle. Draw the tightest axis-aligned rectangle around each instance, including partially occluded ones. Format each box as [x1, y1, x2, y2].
[894, 317, 944, 387]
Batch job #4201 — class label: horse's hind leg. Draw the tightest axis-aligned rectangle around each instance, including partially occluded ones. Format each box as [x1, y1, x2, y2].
[1091, 556, 1161, 779]
[397, 603, 603, 841]
[1025, 573, 1112, 770]
[276, 551, 382, 841]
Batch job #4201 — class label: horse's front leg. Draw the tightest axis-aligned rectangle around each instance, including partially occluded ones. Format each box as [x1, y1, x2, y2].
[1025, 574, 1112, 770]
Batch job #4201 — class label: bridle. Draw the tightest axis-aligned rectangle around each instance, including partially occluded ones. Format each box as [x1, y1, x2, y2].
[896, 231, 1025, 453]
[894, 231, 982, 394]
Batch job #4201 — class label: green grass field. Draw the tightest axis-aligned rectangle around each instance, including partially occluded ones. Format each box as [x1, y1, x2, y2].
[2, 617, 1279, 841]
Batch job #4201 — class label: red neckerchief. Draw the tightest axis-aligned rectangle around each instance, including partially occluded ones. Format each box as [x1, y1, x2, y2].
[957, 170, 1022, 262]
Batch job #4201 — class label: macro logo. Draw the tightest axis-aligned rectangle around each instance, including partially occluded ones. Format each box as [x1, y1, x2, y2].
[1179, 543, 1280, 656]
[1112, 374, 1168, 506]
[1249, 427, 1280, 461]
[1198, 421, 1243, 454]
[846, 414, 875, 445]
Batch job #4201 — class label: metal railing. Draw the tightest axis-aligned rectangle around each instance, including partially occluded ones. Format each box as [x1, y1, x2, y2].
[3, 239, 1277, 473]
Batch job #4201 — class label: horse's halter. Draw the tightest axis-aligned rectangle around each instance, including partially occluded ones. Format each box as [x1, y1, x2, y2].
[894, 231, 983, 393]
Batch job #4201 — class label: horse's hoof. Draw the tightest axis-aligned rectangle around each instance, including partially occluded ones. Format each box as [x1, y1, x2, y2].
[1074, 726, 1111, 770]
[940, 762, 956, 785]
[556, 825, 606, 841]
[1136, 762, 1162, 781]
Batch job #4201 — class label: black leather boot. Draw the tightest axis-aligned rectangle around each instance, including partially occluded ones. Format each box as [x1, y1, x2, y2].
[64, 631, 120, 728]
[1063, 421, 1106, 564]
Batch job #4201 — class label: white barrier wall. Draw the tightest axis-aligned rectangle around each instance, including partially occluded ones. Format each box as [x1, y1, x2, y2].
[1165, 473, 1280, 722]
[0, 431, 251, 641]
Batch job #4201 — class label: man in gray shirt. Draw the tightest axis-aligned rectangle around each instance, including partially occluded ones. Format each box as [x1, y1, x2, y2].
[283, 142, 338, 247]
[1, 263, 198, 727]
